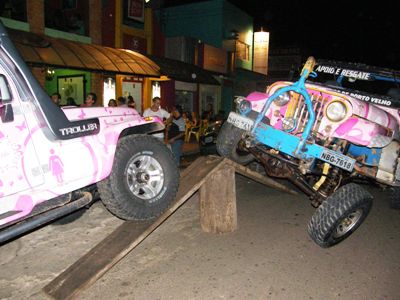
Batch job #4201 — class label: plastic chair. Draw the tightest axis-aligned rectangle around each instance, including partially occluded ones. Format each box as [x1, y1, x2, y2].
[184, 121, 194, 142]
[186, 120, 208, 142]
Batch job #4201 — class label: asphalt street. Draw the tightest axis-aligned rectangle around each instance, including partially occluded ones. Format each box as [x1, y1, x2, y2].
[0, 173, 399, 299]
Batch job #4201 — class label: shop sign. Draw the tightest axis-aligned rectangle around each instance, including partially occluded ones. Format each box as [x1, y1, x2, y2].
[128, 0, 144, 22]
[253, 31, 269, 75]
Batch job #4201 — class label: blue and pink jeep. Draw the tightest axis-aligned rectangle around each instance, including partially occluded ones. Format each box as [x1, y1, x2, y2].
[217, 57, 400, 247]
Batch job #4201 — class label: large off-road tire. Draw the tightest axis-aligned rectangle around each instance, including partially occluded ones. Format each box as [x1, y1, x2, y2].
[98, 135, 179, 220]
[216, 122, 253, 165]
[308, 183, 373, 248]
[389, 186, 400, 209]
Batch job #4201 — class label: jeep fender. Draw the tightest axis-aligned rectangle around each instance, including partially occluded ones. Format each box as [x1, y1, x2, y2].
[95, 121, 165, 182]
[119, 121, 164, 138]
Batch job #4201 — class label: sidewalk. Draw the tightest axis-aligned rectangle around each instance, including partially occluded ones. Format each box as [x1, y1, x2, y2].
[1, 176, 399, 299]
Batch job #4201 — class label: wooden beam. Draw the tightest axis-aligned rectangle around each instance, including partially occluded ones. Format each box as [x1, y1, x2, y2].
[200, 164, 237, 233]
[226, 158, 298, 195]
[42, 156, 297, 299]
[42, 156, 226, 300]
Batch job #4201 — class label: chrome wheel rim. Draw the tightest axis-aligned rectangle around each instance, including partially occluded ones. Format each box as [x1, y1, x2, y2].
[125, 155, 164, 200]
[333, 209, 363, 238]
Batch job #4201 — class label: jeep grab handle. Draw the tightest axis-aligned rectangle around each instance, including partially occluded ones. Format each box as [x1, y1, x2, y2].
[301, 56, 316, 79]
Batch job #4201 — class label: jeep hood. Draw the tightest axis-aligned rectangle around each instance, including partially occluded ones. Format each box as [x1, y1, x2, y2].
[62, 107, 139, 120]
[62, 106, 160, 123]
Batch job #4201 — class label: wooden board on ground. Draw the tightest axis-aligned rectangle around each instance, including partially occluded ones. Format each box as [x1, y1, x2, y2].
[226, 159, 298, 195]
[43, 156, 225, 299]
[42, 156, 296, 299]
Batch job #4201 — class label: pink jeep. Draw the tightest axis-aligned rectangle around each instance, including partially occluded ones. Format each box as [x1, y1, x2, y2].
[217, 57, 400, 247]
[0, 22, 179, 243]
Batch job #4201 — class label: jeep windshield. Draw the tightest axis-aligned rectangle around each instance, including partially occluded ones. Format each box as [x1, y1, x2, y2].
[307, 59, 400, 108]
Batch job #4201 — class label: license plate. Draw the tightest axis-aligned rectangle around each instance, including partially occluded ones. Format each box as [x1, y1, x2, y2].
[227, 112, 254, 131]
[319, 149, 355, 172]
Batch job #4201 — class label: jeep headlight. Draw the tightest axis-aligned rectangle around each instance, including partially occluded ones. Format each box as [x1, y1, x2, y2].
[238, 99, 252, 115]
[326, 101, 347, 122]
[273, 91, 290, 106]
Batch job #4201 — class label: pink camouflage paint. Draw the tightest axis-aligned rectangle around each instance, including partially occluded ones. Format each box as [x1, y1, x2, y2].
[0, 105, 163, 226]
[244, 82, 398, 147]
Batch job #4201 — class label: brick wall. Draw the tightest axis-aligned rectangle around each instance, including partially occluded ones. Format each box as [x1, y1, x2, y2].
[91, 73, 104, 106]
[89, 0, 103, 104]
[89, 0, 102, 45]
[102, 0, 116, 47]
[31, 67, 45, 88]
[27, 0, 44, 34]
[26, 0, 45, 87]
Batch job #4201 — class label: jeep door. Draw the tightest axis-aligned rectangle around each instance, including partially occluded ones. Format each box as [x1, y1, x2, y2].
[0, 57, 44, 198]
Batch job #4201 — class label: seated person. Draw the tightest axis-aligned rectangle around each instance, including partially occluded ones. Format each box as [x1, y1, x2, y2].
[167, 105, 185, 166]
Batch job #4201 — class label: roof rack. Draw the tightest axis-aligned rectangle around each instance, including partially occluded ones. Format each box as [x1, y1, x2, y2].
[315, 59, 400, 82]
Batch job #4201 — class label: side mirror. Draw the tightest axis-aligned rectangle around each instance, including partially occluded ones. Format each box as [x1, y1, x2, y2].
[0, 75, 14, 123]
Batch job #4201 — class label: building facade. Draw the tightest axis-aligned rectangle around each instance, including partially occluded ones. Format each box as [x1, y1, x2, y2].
[0, 0, 159, 111]
[0, 0, 269, 115]
[160, 0, 268, 115]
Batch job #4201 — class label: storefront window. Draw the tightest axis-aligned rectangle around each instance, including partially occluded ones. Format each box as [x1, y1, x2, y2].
[236, 40, 250, 61]
[44, 0, 88, 35]
[0, 0, 27, 22]
[103, 77, 116, 107]
[58, 75, 86, 106]
[152, 81, 161, 98]
[122, 77, 143, 113]
[200, 85, 220, 120]
[175, 90, 194, 112]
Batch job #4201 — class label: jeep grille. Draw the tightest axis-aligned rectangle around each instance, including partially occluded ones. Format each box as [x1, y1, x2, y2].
[289, 92, 328, 134]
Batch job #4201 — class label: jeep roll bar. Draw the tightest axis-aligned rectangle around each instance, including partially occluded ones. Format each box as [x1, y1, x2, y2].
[252, 57, 317, 154]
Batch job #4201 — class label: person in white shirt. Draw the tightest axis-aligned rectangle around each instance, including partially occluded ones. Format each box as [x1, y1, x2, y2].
[143, 96, 171, 140]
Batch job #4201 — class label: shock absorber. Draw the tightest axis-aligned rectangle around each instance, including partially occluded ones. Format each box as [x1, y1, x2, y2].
[313, 165, 342, 205]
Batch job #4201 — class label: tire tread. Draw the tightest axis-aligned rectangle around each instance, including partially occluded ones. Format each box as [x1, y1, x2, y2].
[308, 183, 373, 248]
[98, 135, 179, 220]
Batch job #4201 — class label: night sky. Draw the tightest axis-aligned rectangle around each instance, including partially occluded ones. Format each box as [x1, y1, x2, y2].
[164, 0, 400, 69]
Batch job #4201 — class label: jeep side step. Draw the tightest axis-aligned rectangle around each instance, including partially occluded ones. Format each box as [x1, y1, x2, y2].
[0, 192, 92, 244]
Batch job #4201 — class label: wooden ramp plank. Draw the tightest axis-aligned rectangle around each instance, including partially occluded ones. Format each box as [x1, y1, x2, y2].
[43, 156, 226, 300]
[43, 156, 297, 299]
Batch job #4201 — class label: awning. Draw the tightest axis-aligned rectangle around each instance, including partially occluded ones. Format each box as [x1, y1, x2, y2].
[7, 28, 160, 77]
[148, 55, 220, 85]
